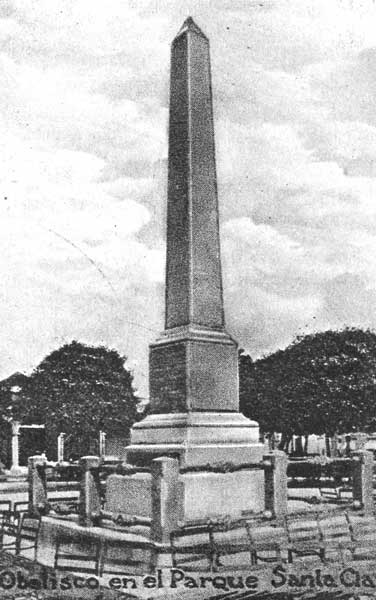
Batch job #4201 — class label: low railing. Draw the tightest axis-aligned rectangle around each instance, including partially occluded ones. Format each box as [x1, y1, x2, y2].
[287, 453, 374, 510]
[287, 457, 354, 482]
[26, 449, 374, 549]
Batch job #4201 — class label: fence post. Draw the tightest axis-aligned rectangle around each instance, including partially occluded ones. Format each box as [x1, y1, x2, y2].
[352, 450, 374, 516]
[99, 431, 106, 460]
[28, 455, 48, 517]
[57, 433, 65, 463]
[10, 421, 22, 476]
[263, 450, 288, 518]
[151, 457, 184, 544]
[79, 456, 101, 527]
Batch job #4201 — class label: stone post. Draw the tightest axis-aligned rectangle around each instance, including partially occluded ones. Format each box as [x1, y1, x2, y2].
[57, 433, 65, 463]
[28, 455, 48, 517]
[79, 456, 101, 527]
[352, 450, 374, 516]
[10, 421, 23, 476]
[99, 431, 106, 460]
[263, 450, 288, 518]
[151, 457, 184, 543]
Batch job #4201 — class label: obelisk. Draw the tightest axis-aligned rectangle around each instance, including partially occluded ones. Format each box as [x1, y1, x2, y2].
[127, 18, 261, 468]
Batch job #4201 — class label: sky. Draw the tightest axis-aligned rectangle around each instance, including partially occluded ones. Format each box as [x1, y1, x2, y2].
[1, 0, 376, 396]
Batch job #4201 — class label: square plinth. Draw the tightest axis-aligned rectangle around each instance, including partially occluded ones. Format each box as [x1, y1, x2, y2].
[149, 327, 238, 413]
[127, 411, 263, 467]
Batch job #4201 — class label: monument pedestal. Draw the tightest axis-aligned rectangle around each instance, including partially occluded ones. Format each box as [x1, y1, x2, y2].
[127, 411, 263, 467]
[127, 325, 263, 468]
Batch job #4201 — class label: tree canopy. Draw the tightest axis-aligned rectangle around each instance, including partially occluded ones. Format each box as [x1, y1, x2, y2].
[240, 328, 376, 443]
[0, 341, 140, 459]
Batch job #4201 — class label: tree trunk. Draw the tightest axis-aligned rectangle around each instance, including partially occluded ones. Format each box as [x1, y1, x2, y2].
[278, 432, 287, 451]
[295, 435, 304, 456]
[325, 434, 331, 457]
[331, 432, 339, 457]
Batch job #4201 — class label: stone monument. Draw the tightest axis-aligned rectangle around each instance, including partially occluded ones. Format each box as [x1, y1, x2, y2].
[127, 17, 262, 475]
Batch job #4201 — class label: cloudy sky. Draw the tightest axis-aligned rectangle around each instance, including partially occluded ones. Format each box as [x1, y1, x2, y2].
[1, 0, 376, 395]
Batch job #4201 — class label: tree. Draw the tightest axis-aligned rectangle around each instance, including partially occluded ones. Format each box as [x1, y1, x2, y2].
[0, 373, 29, 467]
[239, 328, 376, 450]
[17, 341, 140, 459]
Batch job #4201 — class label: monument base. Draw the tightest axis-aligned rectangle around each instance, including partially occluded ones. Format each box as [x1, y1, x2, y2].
[104, 468, 265, 522]
[126, 411, 263, 467]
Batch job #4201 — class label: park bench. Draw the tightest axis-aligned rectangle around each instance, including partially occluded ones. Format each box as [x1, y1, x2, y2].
[0, 509, 40, 561]
[318, 479, 352, 502]
[170, 521, 220, 572]
[99, 539, 155, 576]
[347, 513, 376, 561]
[54, 535, 101, 574]
[209, 520, 254, 570]
[0, 503, 15, 552]
[17, 515, 41, 561]
[318, 512, 353, 564]
[170, 516, 289, 572]
[48, 494, 80, 515]
[170, 516, 255, 572]
[246, 521, 287, 565]
[0, 510, 20, 553]
[285, 513, 325, 563]
[55, 534, 154, 576]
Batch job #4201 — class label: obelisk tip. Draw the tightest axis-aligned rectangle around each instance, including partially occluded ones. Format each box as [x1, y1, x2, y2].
[175, 17, 208, 40]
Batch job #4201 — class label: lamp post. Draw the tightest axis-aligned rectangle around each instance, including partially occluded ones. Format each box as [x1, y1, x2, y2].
[9, 386, 23, 477]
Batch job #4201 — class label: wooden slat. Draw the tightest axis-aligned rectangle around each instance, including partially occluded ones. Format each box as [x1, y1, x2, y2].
[54, 537, 100, 575]
[285, 513, 325, 563]
[17, 516, 40, 559]
[99, 541, 155, 576]
[347, 514, 376, 560]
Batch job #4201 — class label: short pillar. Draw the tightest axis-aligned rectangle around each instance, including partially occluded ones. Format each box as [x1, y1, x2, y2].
[10, 421, 23, 476]
[79, 456, 101, 527]
[352, 450, 374, 515]
[57, 433, 65, 463]
[28, 455, 48, 517]
[263, 450, 288, 518]
[99, 431, 106, 460]
[151, 457, 184, 543]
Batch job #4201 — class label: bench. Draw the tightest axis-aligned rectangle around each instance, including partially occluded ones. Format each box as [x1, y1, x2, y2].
[347, 514, 376, 561]
[48, 495, 80, 515]
[285, 513, 325, 563]
[17, 515, 40, 561]
[0, 510, 19, 553]
[171, 516, 289, 572]
[210, 520, 254, 570]
[0, 510, 40, 561]
[318, 512, 353, 564]
[99, 539, 155, 576]
[246, 522, 287, 565]
[319, 480, 349, 501]
[54, 536, 101, 574]
[170, 522, 218, 572]
[171, 516, 257, 572]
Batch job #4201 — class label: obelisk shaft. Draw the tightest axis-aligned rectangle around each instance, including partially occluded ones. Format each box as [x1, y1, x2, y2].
[165, 18, 224, 331]
[147, 18, 238, 415]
